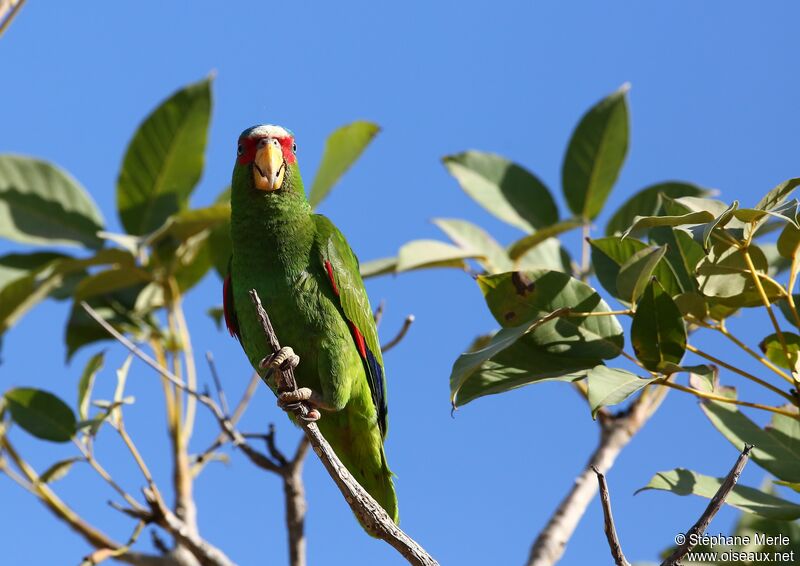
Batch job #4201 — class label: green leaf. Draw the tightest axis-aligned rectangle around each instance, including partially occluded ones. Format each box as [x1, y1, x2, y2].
[631, 279, 686, 372]
[449, 313, 595, 408]
[562, 84, 629, 220]
[207, 306, 224, 330]
[589, 236, 684, 301]
[700, 401, 800, 483]
[359, 256, 398, 278]
[0, 252, 71, 288]
[65, 283, 146, 361]
[74, 267, 152, 301]
[649, 227, 705, 294]
[699, 200, 739, 251]
[478, 270, 624, 359]
[395, 239, 481, 272]
[514, 238, 572, 273]
[755, 178, 800, 212]
[4, 388, 77, 442]
[616, 245, 668, 305]
[621, 210, 714, 240]
[207, 186, 232, 279]
[638, 468, 800, 520]
[759, 332, 800, 371]
[308, 121, 380, 208]
[696, 241, 782, 306]
[38, 457, 83, 484]
[777, 223, 800, 260]
[506, 219, 583, 260]
[117, 77, 212, 235]
[687, 364, 720, 393]
[587, 365, 655, 417]
[433, 218, 512, 273]
[77, 352, 105, 421]
[605, 181, 708, 236]
[443, 151, 558, 232]
[146, 203, 230, 245]
[0, 155, 104, 248]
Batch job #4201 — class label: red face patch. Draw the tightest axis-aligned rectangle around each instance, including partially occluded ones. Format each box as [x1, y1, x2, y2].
[237, 134, 297, 165]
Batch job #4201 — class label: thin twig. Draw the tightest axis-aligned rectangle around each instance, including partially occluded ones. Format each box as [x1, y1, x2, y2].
[381, 314, 415, 352]
[661, 444, 754, 566]
[206, 351, 231, 417]
[247, 289, 439, 566]
[0, 0, 26, 38]
[526, 385, 668, 566]
[592, 466, 631, 566]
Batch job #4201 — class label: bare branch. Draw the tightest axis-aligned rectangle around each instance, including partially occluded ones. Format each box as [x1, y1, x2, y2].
[381, 314, 415, 353]
[248, 289, 439, 566]
[526, 386, 668, 566]
[206, 352, 230, 417]
[591, 466, 630, 566]
[0, 0, 26, 38]
[661, 444, 754, 566]
[374, 299, 386, 326]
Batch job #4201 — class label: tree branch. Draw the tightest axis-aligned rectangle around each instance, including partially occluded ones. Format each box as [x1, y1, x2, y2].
[661, 444, 754, 566]
[526, 386, 668, 566]
[591, 466, 630, 566]
[248, 289, 439, 566]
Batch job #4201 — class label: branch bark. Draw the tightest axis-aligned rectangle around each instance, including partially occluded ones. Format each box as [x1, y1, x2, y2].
[591, 444, 753, 566]
[661, 444, 754, 566]
[592, 466, 630, 566]
[248, 289, 439, 566]
[525, 386, 667, 566]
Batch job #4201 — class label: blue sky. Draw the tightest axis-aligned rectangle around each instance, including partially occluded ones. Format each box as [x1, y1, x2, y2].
[2, 1, 799, 565]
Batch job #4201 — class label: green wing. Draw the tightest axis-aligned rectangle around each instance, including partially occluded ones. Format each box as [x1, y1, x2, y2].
[313, 214, 388, 437]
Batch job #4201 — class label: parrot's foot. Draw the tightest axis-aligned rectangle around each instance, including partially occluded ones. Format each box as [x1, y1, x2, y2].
[278, 388, 322, 422]
[260, 346, 300, 372]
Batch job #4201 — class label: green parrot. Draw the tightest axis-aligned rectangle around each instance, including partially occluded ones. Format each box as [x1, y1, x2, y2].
[223, 124, 398, 524]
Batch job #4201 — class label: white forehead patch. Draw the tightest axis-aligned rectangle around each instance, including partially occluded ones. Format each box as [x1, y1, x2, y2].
[243, 124, 292, 139]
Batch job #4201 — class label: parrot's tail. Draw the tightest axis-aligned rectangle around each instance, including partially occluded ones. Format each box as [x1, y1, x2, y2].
[317, 405, 399, 528]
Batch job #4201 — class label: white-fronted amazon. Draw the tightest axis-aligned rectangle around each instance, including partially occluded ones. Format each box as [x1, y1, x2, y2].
[223, 124, 398, 523]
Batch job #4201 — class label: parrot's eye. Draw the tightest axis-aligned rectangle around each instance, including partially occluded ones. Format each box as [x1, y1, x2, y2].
[237, 144, 243, 156]
[292, 143, 297, 153]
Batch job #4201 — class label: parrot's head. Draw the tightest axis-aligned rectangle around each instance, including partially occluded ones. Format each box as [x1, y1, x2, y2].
[234, 124, 298, 193]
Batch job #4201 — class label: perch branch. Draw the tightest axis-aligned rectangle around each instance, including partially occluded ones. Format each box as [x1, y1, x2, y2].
[248, 289, 440, 566]
[661, 444, 754, 566]
[591, 466, 631, 566]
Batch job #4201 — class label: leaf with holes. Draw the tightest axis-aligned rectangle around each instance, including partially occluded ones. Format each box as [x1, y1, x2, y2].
[478, 270, 624, 359]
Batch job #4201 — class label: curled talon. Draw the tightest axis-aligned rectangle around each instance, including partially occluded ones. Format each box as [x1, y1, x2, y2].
[300, 408, 321, 422]
[259, 346, 300, 372]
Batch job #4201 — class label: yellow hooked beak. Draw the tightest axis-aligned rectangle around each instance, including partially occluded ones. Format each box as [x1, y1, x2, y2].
[253, 138, 285, 191]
